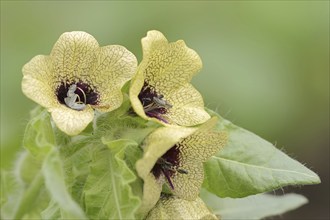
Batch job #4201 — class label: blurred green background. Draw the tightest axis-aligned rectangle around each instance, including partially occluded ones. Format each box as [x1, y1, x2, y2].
[1, 1, 329, 219]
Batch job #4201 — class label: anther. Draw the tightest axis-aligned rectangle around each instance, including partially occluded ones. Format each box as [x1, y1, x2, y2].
[64, 84, 87, 110]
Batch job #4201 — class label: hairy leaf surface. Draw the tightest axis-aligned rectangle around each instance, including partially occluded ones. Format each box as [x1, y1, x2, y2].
[43, 149, 87, 219]
[201, 189, 308, 219]
[83, 139, 140, 219]
[203, 110, 320, 198]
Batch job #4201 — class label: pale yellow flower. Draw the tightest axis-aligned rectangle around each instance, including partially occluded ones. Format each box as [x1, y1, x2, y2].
[129, 30, 210, 126]
[146, 194, 217, 220]
[22, 31, 137, 135]
[136, 117, 227, 216]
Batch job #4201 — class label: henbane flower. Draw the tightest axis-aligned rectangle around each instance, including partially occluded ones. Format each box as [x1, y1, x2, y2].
[135, 117, 227, 216]
[146, 194, 217, 220]
[22, 31, 137, 135]
[129, 30, 210, 126]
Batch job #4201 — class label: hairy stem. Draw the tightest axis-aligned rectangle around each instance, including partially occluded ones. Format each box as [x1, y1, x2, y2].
[13, 172, 44, 219]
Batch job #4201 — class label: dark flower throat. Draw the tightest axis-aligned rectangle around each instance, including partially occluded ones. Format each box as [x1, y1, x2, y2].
[56, 82, 99, 110]
[151, 145, 188, 189]
[138, 82, 172, 123]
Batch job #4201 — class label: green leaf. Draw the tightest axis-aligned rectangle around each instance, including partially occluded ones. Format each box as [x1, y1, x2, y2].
[95, 97, 158, 144]
[41, 200, 61, 220]
[1, 152, 49, 220]
[1, 107, 57, 219]
[43, 140, 91, 220]
[123, 140, 144, 197]
[42, 149, 87, 219]
[203, 110, 321, 198]
[200, 189, 308, 219]
[83, 139, 140, 219]
[1, 170, 24, 219]
[23, 106, 55, 159]
[61, 141, 94, 207]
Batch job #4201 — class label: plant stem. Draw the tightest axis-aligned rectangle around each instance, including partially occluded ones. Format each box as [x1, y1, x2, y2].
[13, 172, 44, 219]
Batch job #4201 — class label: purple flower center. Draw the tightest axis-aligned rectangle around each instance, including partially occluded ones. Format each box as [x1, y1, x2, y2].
[138, 82, 172, 123]
[151, 145, 188, 189]
[56, 82, 99, 110]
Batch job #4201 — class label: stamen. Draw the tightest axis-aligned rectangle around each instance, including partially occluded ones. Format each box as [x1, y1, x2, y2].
[177, 168, 188, 174]
[138, 82, 173, 122]
[76, 86, 87, 104]
[56, 81, 99, 110]
[64, 84, 86, 110]
[161, 167, 175, 189]
[152, 151, 188, 190]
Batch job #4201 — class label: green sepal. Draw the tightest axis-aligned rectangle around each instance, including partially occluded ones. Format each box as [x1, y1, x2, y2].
[95, 97, 158, 145]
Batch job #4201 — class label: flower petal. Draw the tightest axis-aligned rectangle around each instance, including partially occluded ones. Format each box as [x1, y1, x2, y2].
[166, 84, 210, 126]
[137, 117, 228, 201]
[136, 126, 196, 180]
[141, 30, 168, 59]
[136, 174, 163, 218]
[179, 117, 228, 162]
[146, 194, 217, 220]
[92, 45, 137, 112]
[50, 105, 94, 136]
[129, 66, 148, 119]
[141, 30, 202, 95]
[135, 126, 195, 214]
[130, 30, 210, 126]
[50, 31, 99, 83]
[171, 162, 204, 200]
[22, 55, 57, 108]
[169, 117, 228, 199]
